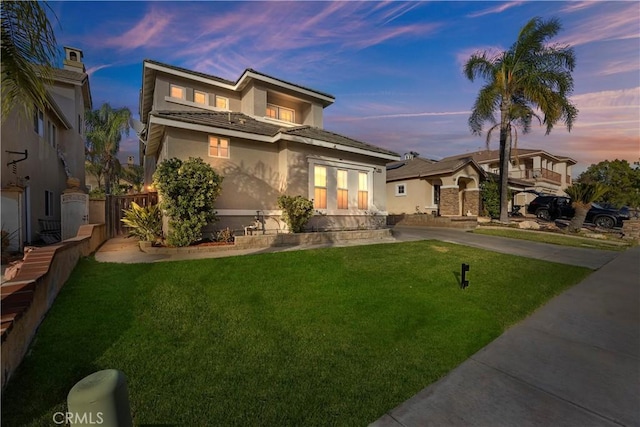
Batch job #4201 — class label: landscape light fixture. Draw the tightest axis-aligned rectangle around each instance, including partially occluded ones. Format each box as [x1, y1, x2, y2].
[461, 263, 470, 289]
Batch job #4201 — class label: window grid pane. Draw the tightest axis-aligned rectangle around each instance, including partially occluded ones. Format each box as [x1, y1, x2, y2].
[338, 189, 348, 209]
[358, 172, 368, 191]
[279, 108, 294, 122]
[358, 191, 368, 210]
[314, 188, 327, 209]
[314, 166, 327, 187]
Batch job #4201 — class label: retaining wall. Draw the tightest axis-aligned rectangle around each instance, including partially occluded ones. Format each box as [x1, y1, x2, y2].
[140, 228, 394, 254]
[1, 224, 107, 390]
[387, 214, 478, 230]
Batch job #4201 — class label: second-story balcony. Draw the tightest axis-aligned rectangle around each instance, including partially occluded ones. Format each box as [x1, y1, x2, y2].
[510, 168, 562, 185]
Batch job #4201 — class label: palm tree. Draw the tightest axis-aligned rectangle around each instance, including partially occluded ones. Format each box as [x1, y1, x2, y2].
[121, 164, 145, 193]
[1, 1, 58, 122]
[464, 17, 578, 222]
[85, 104, 131, 195]
[565, 183, 608, 232]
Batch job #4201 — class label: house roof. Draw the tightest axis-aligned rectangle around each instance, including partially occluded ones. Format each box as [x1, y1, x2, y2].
[441, 148, 577, 165]
[140, 60, 335, 122]
[386, 156, 485, 181]
[147, 110, 400, 160]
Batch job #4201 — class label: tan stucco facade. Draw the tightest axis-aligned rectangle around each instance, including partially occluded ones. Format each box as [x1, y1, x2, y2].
[386, 159, 483, 217]
[1, 48, 90, 247]
[140, 60, 398, 234]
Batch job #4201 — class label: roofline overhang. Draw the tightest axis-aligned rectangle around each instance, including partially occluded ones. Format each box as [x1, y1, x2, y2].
[142, 61, 335, 115]
[467, 149, 578, 166]
[45, 92, 72, 129]
[145, 114, 399, 161]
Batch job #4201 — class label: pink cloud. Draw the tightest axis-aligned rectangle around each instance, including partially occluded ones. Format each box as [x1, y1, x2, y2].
[467, 1, 525, 18]
[102, 8, 172, 50]
[557, 3, 639, 47]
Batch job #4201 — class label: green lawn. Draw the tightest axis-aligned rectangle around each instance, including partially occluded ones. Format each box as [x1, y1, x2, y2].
[2, 241, 591, 426]
[473, 227, 633, 251]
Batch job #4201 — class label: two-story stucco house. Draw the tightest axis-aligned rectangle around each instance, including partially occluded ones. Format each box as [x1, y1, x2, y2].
[137, 60, 400, 233]
[1, 47, 92, 251]
[441, 149, 576, 207]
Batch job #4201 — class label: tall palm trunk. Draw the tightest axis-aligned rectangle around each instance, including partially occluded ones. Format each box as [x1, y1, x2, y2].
[568, 202, 590, 233]
[498, 101, 512, 223]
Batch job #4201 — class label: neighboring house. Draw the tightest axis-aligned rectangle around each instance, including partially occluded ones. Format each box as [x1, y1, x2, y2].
[386, 153, 486, 216]
[1, 47, 92, 250]
[441, 148, 577, 208]
[137, 60, 400, 233]
[85, 156, 142, 194]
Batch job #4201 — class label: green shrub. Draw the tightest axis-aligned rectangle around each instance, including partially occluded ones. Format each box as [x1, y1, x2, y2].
[480, 178, 511, 219]
[153, 157, 223, 247]
[120, 202, 162, 242]
[277, 195, 314, 233]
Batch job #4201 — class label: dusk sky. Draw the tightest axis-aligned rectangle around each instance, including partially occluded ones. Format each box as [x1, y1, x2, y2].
[48, 1, 639, 176]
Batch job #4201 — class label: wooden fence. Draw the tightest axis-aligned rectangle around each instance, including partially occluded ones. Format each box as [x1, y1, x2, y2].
[105, 193, 158, 238]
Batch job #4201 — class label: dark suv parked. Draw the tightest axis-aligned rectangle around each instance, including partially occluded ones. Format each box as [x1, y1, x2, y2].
[526, 196, 627, 228]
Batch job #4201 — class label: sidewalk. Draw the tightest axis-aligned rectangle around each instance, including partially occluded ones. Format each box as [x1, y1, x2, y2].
[371, 245, 640, 426]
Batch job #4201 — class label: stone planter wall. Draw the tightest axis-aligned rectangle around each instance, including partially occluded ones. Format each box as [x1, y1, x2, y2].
[140, 228, 394, 254]
[1, 224, 107, 390]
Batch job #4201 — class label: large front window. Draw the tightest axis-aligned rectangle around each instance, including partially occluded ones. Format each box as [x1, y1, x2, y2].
[314, 166, 327, 209]
[310, 162, 372, 212]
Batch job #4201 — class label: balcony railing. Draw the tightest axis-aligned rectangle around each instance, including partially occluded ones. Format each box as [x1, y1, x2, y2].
[509, 168, 562, 184]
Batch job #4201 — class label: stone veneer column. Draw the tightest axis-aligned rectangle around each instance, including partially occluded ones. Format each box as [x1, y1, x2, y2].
[439, 186, 459, 216]
[464, 188, 480, 216]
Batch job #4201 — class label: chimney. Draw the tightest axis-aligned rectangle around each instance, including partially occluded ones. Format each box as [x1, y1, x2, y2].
[63, 46, 86, 73]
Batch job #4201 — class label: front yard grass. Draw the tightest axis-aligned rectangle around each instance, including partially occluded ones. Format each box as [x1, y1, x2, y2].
[473, 227, 633, 251]
[2, 241, 591, 426]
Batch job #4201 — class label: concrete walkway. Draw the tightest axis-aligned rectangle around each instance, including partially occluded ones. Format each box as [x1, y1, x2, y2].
[371, 236, 639, 426]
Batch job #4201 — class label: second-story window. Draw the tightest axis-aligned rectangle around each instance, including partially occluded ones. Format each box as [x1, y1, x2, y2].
[208, 136, 229, 158]
[194, 90, 208, 105]
[48, 121, 56, 148]
[215, 96, 229, 110]
[266, 104, 295, 123]
[33, 107, 44, 136]
[170, 84, 185, 99]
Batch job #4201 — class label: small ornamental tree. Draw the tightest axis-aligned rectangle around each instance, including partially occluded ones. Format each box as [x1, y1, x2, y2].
[153, 157, 223, 246]
[565, 182, 608, 233]
[277, 195, 314, 233]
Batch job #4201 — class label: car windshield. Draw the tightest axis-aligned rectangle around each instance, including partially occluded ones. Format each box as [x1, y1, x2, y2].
[591, 203, 603, 209]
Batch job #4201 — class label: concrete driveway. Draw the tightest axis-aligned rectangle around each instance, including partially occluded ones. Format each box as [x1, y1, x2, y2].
[391, 226, 619, 269]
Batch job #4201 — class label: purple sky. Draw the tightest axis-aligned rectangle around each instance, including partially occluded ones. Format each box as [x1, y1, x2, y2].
[49, 1, 640, 175]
